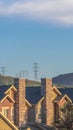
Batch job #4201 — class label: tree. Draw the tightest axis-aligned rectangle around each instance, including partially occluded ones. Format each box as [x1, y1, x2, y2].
[59, 103, 73, 129]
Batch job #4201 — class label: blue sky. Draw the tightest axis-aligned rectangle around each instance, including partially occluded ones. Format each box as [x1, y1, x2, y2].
[0, 0, 73, 80]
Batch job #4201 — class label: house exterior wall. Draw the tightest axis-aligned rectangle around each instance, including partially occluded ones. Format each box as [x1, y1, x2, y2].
[54, 103, 59, 121]
[0, 117, 13, 130]
[35, 102, 42, 123]
[59, 98, 68, 107]
[28, 106, 35, 123]
[8, 90, 14, 99]
[23, 103, 30, 124]
[42, 99, 46, 123]
[41, 78, 54, 126]
[0, 98, 14, 122]
[54, 98, 70, 122]
[52, 90, 59, 101]
[14, 78, 26, 127]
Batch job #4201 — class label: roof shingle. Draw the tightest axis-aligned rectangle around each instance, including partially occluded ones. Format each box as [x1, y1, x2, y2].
[59, 88, 73, 102]
[26, 86, 42, 104]
[0, 85, 11, 100]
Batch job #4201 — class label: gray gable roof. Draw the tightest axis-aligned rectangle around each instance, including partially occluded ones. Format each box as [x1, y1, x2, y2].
[26, 86, 42, 104]
[26, 86, 73, 104]
[0, 85, 11, 100]
[59, 88, 73, 102]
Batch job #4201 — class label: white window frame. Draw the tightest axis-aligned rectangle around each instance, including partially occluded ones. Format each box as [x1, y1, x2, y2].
[2, 107, 9, 118]
[11, 107, 14, 122]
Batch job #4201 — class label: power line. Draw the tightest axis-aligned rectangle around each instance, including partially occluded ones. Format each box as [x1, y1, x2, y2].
[16, 70, 28, 79]
[20, 70, 28, 78]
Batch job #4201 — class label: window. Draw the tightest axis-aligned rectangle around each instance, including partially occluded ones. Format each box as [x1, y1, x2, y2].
[11, 107, 14, 122]
[2, 107, 9, 118]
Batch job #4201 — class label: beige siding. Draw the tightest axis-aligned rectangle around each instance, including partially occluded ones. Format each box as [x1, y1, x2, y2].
[8, 90, 14, 99]
[35, 102, 42, 123]
[0, 117, 13, 130]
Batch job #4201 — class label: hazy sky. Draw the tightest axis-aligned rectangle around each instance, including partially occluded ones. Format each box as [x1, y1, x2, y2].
[0, 0, 73, 80]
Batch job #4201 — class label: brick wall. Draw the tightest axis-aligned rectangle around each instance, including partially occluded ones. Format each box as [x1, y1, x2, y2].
[14, 78, 26, 127]
[41, 78, 54, 126]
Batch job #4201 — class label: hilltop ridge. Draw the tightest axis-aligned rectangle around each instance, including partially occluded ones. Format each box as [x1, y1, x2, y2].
[0, 72, 73, 87]
[0, 74, 40, 86]
[53, 73, 73, 87]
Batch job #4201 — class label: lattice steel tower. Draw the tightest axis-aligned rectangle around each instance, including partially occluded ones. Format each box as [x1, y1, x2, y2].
[1, 67, 6, 76]
[33, 62, 39, 81]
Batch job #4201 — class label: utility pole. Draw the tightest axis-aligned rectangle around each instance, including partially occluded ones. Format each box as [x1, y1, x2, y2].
[33, 62, 39, 81]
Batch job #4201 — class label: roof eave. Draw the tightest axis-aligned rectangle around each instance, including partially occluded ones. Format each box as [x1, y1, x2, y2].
[1, 95, 15, 103]
[60, 94, 72, 103]
[53, 86, 62, 95]
[0, 112, 18, 130]
[5, 85, 17, 94]
[25, 99, 32, 107]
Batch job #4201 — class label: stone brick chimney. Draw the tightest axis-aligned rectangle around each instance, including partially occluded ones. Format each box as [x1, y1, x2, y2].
[41, 78, 54, 126]
[14, 78, 26, 127]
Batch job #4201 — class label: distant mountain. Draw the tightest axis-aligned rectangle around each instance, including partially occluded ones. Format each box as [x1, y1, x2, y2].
[0, 73, 73, 87]
[25, 79, 41, 87]
[0, 74, 14, 85]
[0, 74, 40, 86]
[53, 73, 73, 87]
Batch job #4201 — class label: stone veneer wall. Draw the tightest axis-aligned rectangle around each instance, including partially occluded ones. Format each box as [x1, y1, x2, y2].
[41, 78, 54, 126]
[14, 78, 26, 127]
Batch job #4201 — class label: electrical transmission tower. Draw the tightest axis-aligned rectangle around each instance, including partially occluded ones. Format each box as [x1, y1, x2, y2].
[21, 70, 28, 78]
[1, 67, 6, 76]
[16, 70, 28, 79]
[33, 62, 39, 81]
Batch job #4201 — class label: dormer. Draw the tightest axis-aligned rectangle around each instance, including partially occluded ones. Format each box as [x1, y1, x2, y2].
[4, 85, 17, 100]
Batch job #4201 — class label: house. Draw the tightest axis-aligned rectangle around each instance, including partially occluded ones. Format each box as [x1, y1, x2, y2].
[13, 78, 73, 127]
[0, 78, 73, 129]
[25, 79, 72, 125]
[26, 86, 44, 123]
[0, 85, 18, 130]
